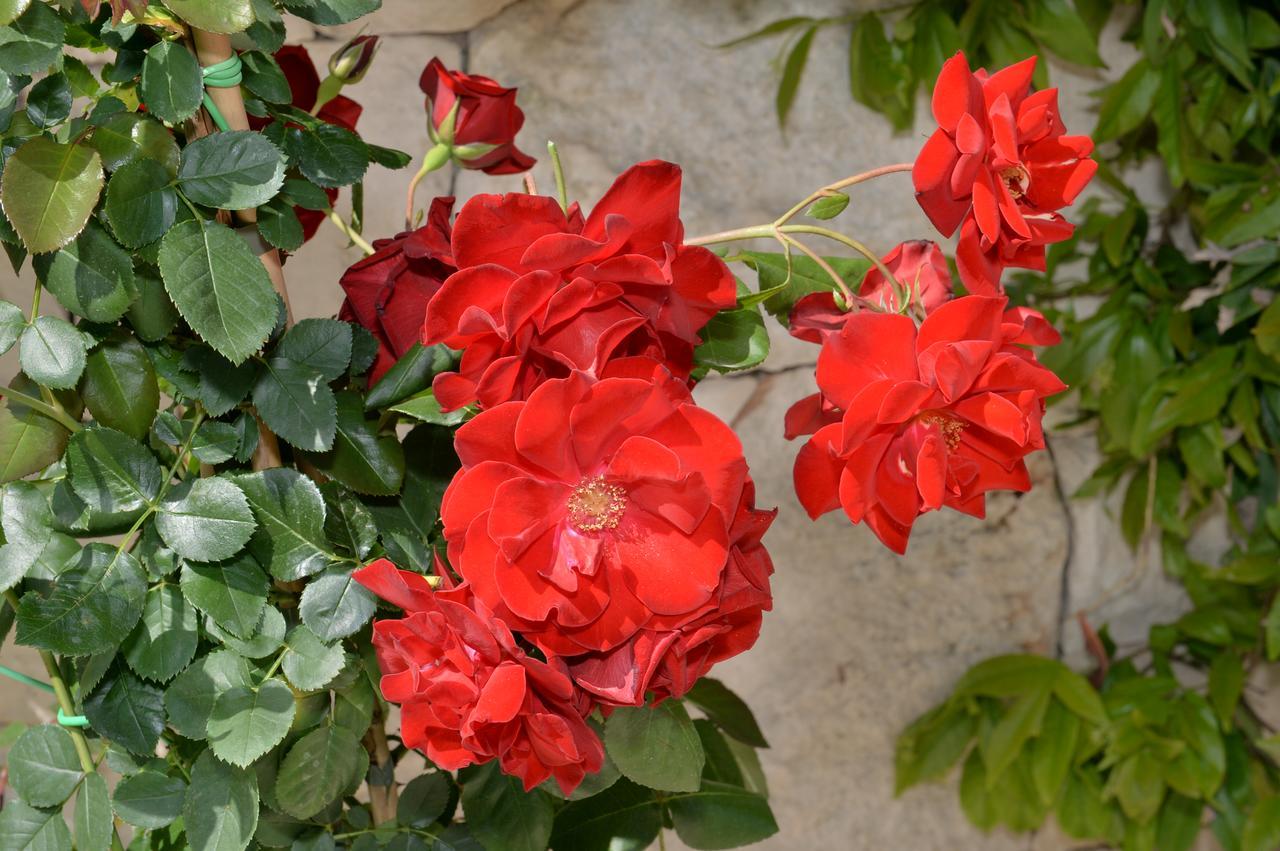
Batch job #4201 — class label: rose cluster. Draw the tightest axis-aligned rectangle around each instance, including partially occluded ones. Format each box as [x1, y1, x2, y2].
[341, 74, 773, 794]
[785, 51, 1093, 553]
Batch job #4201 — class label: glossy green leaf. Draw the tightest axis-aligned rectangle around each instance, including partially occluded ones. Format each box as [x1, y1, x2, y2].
[81, 334, 159, 439]
[667, 782, 778, 850]
[298, 565, 376, 641]
[16, 543, 147, 655]
[164, 650, 253, 740]
[157, 476, 256, 562]
[33, 220, 137, 322]
[184, 748, 259, 851]
[894, 701, 976, 794]
[122, 584, 198, 683]
[397, 773, 451, 829]
[281, 623, 344, 691]
[257, 196, 303, 251]
[207, 678, 296, 768]
[305, 390, 404, 495]
[775, 25, 815, 127]
[165, 0, 255, 33]
[19, 315, 85, 390]
[234, 468, 330, 581]
[0, 481, 78, 593]
[82, 667, 165, 756]
[1, 137, 102, 254]
[112, 768, 186, 829]
[178, 131, 286, 210]
[105, 158, 178, 248]
[365, 343, 451, 408]
[179, 552, 268, 638]
[1024, 0, 1104, 66]
[140, 41, 203, 125]
[291, 123, 368, 188]
[0, 798, 71, 851]
[0, 381, 71, 483]
[685, 678, 768, 748]
[127, 269, 180, 342]
[1094, 59, 1160, 142]
[7, 725, 83, 808]
[26, 72, 71, 128]
[205, 603, 285, 659]
[284, 0, 381, 27]
[275, 724, 365, 819]
[0, 1, 63, 74]
[461, 761, 554, 851]
[65, 426, 163, 513]
[74, 773, 112, 851]
[277, 318, 352, 381]
[605, 701, 705, 793]
[252, 357, 336, 451]
[549, 778, 659, 851]
[89, 113, 180, 176]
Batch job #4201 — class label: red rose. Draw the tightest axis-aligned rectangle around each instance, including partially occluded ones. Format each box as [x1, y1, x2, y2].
[439, 371, 770, 683]
[792, 296, 1065, 553]
[913, 53, 1095, 293]
[354, 559, 604, 795]
[339, 197, 456, 383]
[251, 45, 365, 243]
[565, 480, 774, 706]
[419, 57, 534, 175]
[422, 161, 737, 411]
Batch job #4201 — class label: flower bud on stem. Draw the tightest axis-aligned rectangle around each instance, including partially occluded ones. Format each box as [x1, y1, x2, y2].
[404, 142, 453, 230]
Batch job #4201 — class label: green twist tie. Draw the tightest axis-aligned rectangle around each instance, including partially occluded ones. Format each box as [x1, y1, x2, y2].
[201, 54, 244, 133]
[0, 664, 90, 729]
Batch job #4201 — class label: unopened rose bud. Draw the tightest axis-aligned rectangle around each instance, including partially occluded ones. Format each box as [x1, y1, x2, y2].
[328, 34, 379, 84]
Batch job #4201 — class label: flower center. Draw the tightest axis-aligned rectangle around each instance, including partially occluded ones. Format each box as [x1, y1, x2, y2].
[918, 412, 965, 450]
[567, 476, 626, 532]
[1000, 165, 1030, 199]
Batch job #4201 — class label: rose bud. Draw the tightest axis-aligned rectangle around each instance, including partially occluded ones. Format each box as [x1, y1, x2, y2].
[418, 57, 535, 175]
[328, 34, 380, 85]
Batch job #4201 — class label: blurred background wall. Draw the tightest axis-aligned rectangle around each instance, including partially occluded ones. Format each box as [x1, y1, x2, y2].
[0, 1, 1210, 847]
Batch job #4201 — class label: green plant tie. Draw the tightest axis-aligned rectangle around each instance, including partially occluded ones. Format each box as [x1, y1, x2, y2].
[201, 54, 244, 133]
[0, 664, 90, 728]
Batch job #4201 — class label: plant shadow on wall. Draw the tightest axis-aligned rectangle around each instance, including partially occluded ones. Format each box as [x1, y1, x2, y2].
[726, 1, 1280, 849]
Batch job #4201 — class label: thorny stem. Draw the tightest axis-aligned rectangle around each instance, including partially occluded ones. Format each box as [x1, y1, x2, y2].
[328, 209, 376, 256]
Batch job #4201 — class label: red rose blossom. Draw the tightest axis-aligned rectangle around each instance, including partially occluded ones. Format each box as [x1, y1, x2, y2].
[339, 197, 455, 383]
[422, 161, 737, 411]
[420, 57, 534, 175]
[438, 370, 772, 702]
[913, 53, 1096, 293]
[792, 296, 1065, 553]
[353, 558, 604, 794]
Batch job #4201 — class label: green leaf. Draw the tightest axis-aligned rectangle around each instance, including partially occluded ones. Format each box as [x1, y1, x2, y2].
[90, 113, 180, 176]
[180, 552, 268, 638]
[0, 482, 77, 592]
[291, 123, 368, 188]
[1243, 798, 1280, 851]
[164, 650, 253, 740]
[299, 565, 376, 641]
[806, 192, 849, 220]
[397, 773, 451, 829]
[240, 50, 291, 103]
[0, 798, 71, 851]
[0, 381, 71, 482]
[158, 219, 278, 364]
[684, 678, 768, 748]
[695, 306, 769, 373]
[82, 335, 159, 439]
[157, 476, 256, 562]
[894, 702, 976, 794]
[235, 468, 330, 581]
[140, 41, 203, 125]
[0, 300, 22, 355]
[26, 72, 71, 129]
[0, 1, 63, 74]
[605, 701, 705, 792]
[178, 131, 286, 210]
[105, 158, 178, 248]
[184, 748, 260, 851]
[0, 137, 102, 254]
[1209, 651, 1244, 730]
[305, 391, 404, 495]
[1094, 59, 1160, 142]
[322, 482, 376, 558]
[66, 426, 163, 514]
[281, 623, 345, 691]
[981, 687, 1051, 784]
[775, 26, 816, 127]
[848, 13, 913, 129]
[165, 0, 255, 33]
[74, 773, 112, 851]
[19, 315, 86, 390]
[257, 196, 303, 251]
[281, 177, 331, 211]
[1052, 667, 1107, 725]
[32, 220, 136, 322]
[182, 346, 257, 417]
[284, 0, 381, 27]
[252, 357, 336, 451]
[16, 543, 147, 655]
[205, 603, 285, 659]
[389, 389, 468, 426]
[365, 343, 451, 408]
[1156, 793, 1202, 851]
[207, 679, 296, 768]
[275, 724, 365, 819]
[1104, 751, 1165, 823]
[667, 782, 779, 850]
[908, 4, 961, 83]
[112, 768, 186, 829]
[1024, 0, 1104, 66]
[82, 667, 165, 756]
[715, 14, 814, 47]
[277, 319, 352, 381]
[461, 761, 554, 851]
[740, 250, 868, 319]
[7, 725, 83, 808]
[127, 269, 180, 343]
[549, 777, 659, 851]
[1030, 700, 1080, 805]
[122, 584, 198, 682]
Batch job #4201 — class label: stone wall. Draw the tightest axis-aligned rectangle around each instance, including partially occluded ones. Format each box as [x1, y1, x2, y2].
[0, 2, 1208, 848]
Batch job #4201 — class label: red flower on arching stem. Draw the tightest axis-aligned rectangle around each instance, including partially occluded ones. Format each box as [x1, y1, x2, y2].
[784, 240, 954, 440]
[353, 559, 604, 795]
[420, 57, 534, 175]
[250, 45, 365, 242]
[339, 197, 456, 384]
[913, 53, 1096, 294]
[792, 296, 1065, 554]
[438, 370, 774, 705]
[423, 160, 737, 412]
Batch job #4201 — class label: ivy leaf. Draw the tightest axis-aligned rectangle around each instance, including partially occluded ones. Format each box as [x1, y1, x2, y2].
[605, 701, 705, 792]
[298, 565, 376, 641]
[157, 476, 256, 563]
[7, 725, 83, 808]
[281, 623, 345, 691]
[178, 131, 287, 210]
[460, 761, 554, 851]
[291, 123, 369, 188]
[207, 679, 296, 768]
[32, 220, 136, 323]
[65, 426, 163, 514]
[183, 749, 259, 851]
[164, 650, 253, 740]
[139, 41, 202, 125]
[74, 772, 112, 851]
[179, 553, 268, 638]
[667, 781, 779, 850]
[0, 1, 64, 74]
[304, 390, 404, 495]
[165, 0, 254, 33]
[235, 468, 331, 581]
[82, 334, 159, 439]
[105, 158, 178, 248]
[0, 137, 103, 254]
[122, 584, 198, 683]
[275, 725, 366, 819]
[112, 768, 186, 829]
[16, 543, 147, 655]
[82, 667, 166, 756]
[158, 219, 278, 364]
[252, 357, 337, 451]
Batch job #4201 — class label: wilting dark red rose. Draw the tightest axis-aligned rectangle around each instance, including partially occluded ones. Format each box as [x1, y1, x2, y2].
[792, 296, 1065, 553]
[423, 161, 737, 411]
[252, 45, 364, 242]
[438, 371, 772, 704]
[913, 53, 1095, 293]
[354, 559, 604, 795]
[419, 57, 534, 175]
[339, 197, 455, 383]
